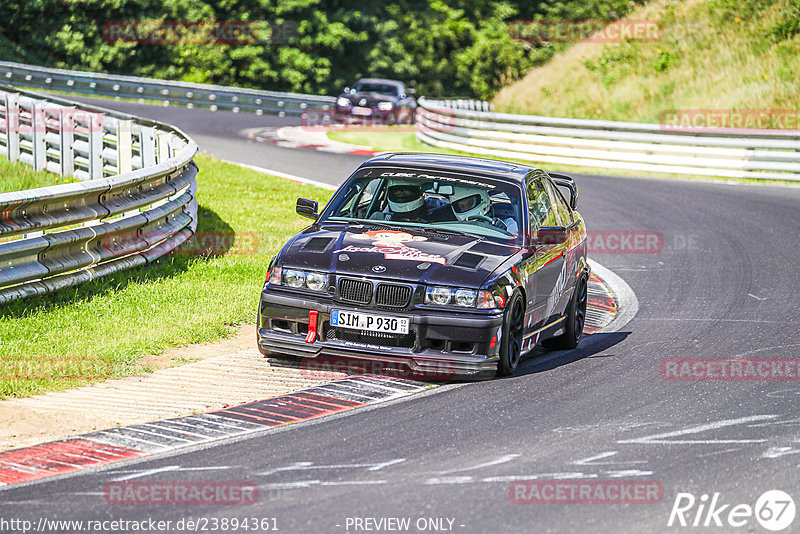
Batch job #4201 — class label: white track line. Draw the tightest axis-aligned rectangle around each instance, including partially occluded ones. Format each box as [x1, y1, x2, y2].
[218, 159, 337, 191]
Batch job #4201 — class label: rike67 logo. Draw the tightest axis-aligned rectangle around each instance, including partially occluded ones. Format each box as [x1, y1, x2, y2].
[668, 490, 795, 531]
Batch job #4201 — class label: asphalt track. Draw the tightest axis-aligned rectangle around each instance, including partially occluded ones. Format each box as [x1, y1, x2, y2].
[3, 99, 800, 533]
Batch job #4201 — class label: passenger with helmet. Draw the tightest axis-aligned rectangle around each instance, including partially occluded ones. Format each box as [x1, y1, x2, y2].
[435, 187, 519, 235]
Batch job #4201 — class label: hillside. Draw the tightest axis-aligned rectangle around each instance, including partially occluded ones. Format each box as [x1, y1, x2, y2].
[493, 0, 800, 123]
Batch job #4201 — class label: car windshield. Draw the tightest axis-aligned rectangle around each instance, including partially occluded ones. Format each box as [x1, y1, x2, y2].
[320, 166, 524, 244]
[351, 82, 400, 96]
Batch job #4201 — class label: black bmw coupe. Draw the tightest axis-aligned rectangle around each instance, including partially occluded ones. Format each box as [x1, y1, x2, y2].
[258, 153, 589, 378]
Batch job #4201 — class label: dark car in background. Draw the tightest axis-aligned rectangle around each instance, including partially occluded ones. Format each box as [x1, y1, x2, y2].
[334, 78, 417, 125]
[258, 153, 588, 379]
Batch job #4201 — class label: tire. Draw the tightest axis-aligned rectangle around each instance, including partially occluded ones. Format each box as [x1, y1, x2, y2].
[496, 291, 525, 377]
[548, 273, 588, 350]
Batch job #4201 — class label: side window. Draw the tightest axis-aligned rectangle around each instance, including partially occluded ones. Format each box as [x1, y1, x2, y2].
[332, 178, 382, 218]
[526, 178, 558, 231]
[544, 179, 573, 226]
[354, 178, 382, 218]
[359, 178, 379, 206]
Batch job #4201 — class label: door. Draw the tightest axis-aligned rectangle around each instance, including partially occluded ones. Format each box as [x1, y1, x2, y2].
[528, 177, 567, 326]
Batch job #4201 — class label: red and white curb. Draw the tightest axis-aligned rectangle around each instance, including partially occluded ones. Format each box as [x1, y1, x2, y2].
[246, 126, 381, 155]
[0, 378, 431, 487]
[585, 273, 618, 335]
[0, 265, 626, 489]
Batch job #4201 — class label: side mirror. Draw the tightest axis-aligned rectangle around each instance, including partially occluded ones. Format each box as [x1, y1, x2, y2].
[549, 173, 578, 209]
[296, 198, 318, 220]
[534, 226, 568, 245]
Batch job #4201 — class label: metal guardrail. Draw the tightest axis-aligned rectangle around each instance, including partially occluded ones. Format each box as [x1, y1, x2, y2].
[0, 84, 198, 303]
[0, 61, 335, 116]
[416, 97, 800, 180]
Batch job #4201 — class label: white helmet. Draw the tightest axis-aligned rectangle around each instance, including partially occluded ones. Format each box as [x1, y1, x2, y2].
[450, 188, 490, 221]
[387, 183, 424, 213]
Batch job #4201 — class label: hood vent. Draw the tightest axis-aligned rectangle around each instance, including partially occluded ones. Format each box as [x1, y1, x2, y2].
[453, 252, 485, 270]
[302, 237, 333, 252]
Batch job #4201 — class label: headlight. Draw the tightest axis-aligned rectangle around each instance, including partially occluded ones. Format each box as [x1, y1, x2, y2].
[337, 97, 350, 107]
[425, 286, 479, 307]
[454, 289, 477, 307]
[273, 268, 328, 292]
[306, 272, 328, 291]
[427, 286, 452, 305]
[377, 101, 393, 111]
[284, 269, 305, 288]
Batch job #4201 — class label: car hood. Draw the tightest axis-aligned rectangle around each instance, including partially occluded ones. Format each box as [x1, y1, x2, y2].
[279, 224, 520, 288]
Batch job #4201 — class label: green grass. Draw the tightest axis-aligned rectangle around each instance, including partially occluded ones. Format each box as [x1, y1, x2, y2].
[493, 0, 800, 123]
[327, 128, 489, 159]
[327, 129, 800, 186]
[0, 153, 332, 399]
[327, 129, 440, 153]
[0, 157, 80, 193]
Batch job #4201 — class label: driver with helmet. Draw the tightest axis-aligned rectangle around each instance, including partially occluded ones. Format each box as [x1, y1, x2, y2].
[371, 182, 429, 222]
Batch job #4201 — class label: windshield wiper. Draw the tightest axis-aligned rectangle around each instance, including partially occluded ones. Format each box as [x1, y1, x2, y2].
[424, 226, 484, 240]
[344, 219, 405, 230]
[342, 219, 484, 240]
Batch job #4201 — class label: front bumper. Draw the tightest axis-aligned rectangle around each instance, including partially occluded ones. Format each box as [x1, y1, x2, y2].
[333, 108, 397, 124]
[258, 289, 504, 379]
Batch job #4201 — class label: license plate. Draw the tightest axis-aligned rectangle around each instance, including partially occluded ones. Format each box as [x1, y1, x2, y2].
[331, 310, 409, 334]
[352, 106, 373, 116]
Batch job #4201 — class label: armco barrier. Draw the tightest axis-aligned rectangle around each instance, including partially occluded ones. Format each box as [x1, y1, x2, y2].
[0, 61, 335, 116]
[416, 97, 800, 180]
[0, 84, 198, 303]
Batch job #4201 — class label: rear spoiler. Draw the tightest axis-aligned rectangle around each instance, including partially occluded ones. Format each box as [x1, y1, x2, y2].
[548, 172, 578, 209]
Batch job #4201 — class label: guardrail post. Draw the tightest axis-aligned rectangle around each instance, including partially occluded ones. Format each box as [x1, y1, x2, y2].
[59, 107, 75, 176]
[3, 92, 19, 161]
[30, 101, 46, 171]
[88, 112, 103, 179]
[116, 118, 133, 174]
[156, 131, 172, 163]
[139, 126, 156, 168]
